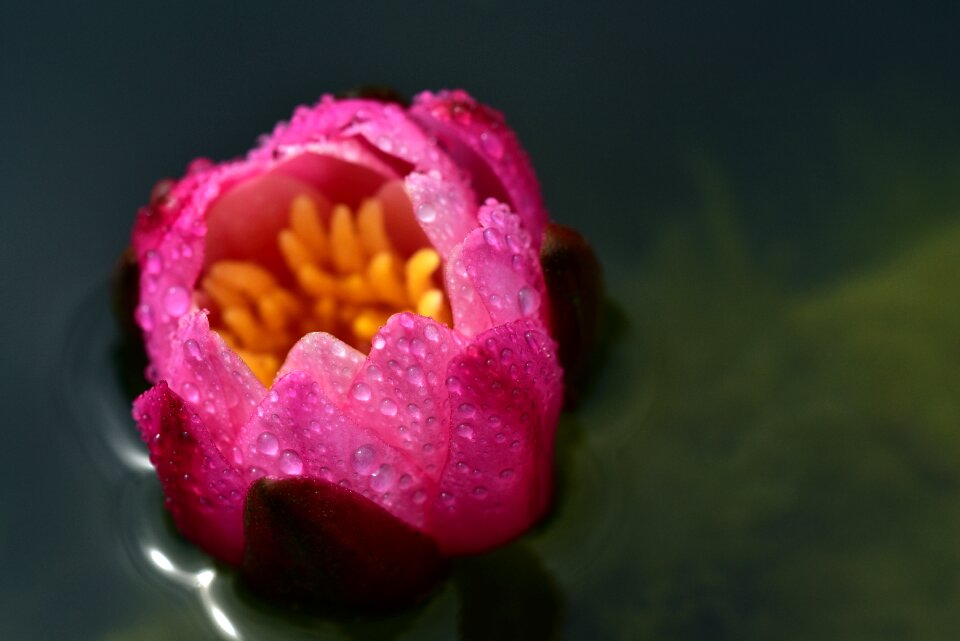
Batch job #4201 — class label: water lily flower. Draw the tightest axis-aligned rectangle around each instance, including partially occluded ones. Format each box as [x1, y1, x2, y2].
[129, 89, 566, 604]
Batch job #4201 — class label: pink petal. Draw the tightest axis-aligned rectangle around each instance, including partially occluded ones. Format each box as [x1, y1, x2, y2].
[133, 382, 247, 565]
[162, 312, 266, 449]
[411, 89, 548, 246]
[234, 371, 434, 530]
[278, 332, 365, 400]
[427, 320, 563, 555]
[446, 201, 550, 337]
[342, 313, 466, 478]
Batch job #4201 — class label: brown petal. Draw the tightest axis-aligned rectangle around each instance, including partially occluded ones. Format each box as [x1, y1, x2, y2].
[241, 476, 447, 609]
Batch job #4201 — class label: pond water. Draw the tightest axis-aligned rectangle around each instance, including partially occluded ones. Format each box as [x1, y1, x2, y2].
[3, 2, 960, 639]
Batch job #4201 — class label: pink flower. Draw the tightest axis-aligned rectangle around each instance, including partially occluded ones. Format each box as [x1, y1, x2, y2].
[129, 90, 564, 602]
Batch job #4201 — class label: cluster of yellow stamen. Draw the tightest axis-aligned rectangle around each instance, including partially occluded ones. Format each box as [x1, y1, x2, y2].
[201, 195, 450, 385]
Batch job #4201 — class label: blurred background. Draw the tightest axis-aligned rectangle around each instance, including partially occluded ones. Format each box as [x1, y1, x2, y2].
[3, 1, 960, 639]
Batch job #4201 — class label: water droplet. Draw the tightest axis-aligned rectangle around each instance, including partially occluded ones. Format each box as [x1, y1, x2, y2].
[184, 339, 202, 360]
[456, 422, 474, 439]
[458, 403, 476, 417]
[380, 398, 398, 416]
[182, 382, 200, 403]
[371, 334, 386, 350]
[500, 468, 514, 479]
[473, 486, 489, 498]
[440, 491, 454, 504]
[500, 348, 513, 363]
[256, 432, 279, 456]
[415, 203, 437, 222]
[135, 304, 154, 331]
[412, 489, 426, 504]
[163, 286, 190, 317]
[518, 287, 540, 315]
[398, 473, 412, 489]
[445, 376, 462, 393]
[495, 432, 506, 443]
[402, 366, 423, 386]
[370, 464, 394, 491]
[268, 390, 279, 403]
[144, 250, 162, 274]
[423, 324, 439, 342]
[524, 331, 541, 350]
[352, 444, 376, 473]
[483, 227, 503, 248]
[351, 382, 372, 401]
[480, 132, 504, 159]
[511, 440, 521, 450]
[488, 414, 501, 426]
[406, 403, 422, 419]
[280, 450, 303, 475]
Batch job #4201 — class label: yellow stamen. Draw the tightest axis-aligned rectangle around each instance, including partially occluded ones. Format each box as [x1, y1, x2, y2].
[367, 252, 408, 308]
[406, 248, 442, 302]
[289, 195, 328, 263]
[330, 204, 365, 273]
[201, 193, 451, 385]
[356, 199, 391, 256]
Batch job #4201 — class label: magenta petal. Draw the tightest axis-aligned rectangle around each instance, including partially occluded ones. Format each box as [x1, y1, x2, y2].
[446, 201, 549, 337]
[234, 371, 433, 530]
[133, 382, 247, 565]
[427, 320, 563, 556]
[342, 313, 466, 478]
[410, 90, 548, 245]
[164, 312, 266, 449]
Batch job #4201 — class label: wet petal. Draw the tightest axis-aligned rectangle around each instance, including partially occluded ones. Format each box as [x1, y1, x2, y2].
[234, 371, 433, 530]
[343, 313, 466, 477]
[163, 312, 266, 448]
[427, 320, 563, 555]
[133, 382, 247, 565]
[411, 89, 548, 245]
[446, 201, 549, 337]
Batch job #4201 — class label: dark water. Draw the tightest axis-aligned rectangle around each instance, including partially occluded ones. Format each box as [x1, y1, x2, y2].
[4, 1, 960, 639]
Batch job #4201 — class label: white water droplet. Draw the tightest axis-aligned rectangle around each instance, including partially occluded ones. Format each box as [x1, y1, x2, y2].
[415, 203, 437, 222]
[184, 339, 202, 360]
[352, 444, 376, 473]
[256, 432, 279, 456]
[182, 382, 200, 403]
[280, 449, 303, 475]
[380, 398, 398, 416]
[351, 382, 372, 401]
[370, 464, 394, 491]
[517, 287, 540, 315]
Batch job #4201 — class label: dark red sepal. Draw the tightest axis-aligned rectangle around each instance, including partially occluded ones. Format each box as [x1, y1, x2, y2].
[540, 223, 604, 406]
[241, 477, 447, 609]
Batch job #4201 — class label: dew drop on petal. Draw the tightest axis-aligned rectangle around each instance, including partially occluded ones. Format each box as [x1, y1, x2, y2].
[182, 382, 200, 403]
[517, 286, 540, 315]
[412, 489, 426, 504]
[415, 203, 437, 222]
[351, 382, 372, 402]
[456, 422, 474, 439]
[279, 449, 303, 475]
[380, 398, 398, 416]
[398, 473, 412, 489]
[163, 286, 190, 317]
[370, 464, 394, 491]
[458, 403, 476, 417]
[184, 339, 202, 360]
[473, 486, 488, 498]
[144, 250, 162, 274]
[423, 324, 439, 342]
[371, 334, 386, 350]
[135, 304, 154, 331]
[352, 444, 376, 473]
[256, 432, 279, 456]
[500, 468, 514, 479]
[480, 132, 504, 159]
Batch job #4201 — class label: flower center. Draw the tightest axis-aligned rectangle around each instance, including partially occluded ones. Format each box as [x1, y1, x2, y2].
[199, 194, 450, 385]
